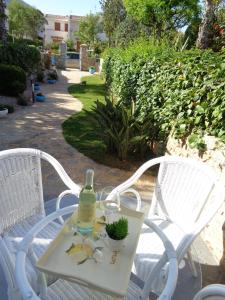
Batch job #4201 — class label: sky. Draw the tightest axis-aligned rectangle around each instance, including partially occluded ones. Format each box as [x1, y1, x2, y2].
[24, 0, 102, 16]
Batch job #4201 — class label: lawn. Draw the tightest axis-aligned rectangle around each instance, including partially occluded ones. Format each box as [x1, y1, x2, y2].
[62, 75, 107, 162]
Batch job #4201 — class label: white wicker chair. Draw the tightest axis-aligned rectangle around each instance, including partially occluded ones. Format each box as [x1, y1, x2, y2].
[15, 206, 178, 300]
[107, 156, 225, 296]
[193, 284, 225, 300]
[0, 148, 81, 300]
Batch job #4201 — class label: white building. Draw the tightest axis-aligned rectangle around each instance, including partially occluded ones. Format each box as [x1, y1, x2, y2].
[44, 14, 82, 48]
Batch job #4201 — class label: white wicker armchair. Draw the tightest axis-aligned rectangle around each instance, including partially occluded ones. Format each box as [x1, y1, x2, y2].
[193, 283, 225, 300]
[15, 206, 178, 300]
[0, 148, 81, 300]
[107, 156, 225, 296]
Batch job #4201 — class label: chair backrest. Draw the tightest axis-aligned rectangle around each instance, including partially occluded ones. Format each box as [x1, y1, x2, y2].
[0, 149, 44, 234]
[0, 148, 80, 234]
[151, 158, 221, 232]
[193, 284, 225, 300]
[109, 156, 225, 233]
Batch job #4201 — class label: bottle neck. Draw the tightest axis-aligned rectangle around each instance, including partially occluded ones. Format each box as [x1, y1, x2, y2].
[84, 169, 94, 189]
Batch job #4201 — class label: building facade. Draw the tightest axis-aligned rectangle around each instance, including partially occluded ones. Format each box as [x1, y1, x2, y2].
[44, 14, 82, 48]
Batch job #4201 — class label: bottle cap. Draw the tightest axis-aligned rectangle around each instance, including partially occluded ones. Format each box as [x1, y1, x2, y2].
[85, 169, 94, 187]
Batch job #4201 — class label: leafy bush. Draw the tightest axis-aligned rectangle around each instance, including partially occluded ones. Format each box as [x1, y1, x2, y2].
[104, 40, 225, 144]
[0, 64, 26, 96]
[86, 98, 156, 160]
[0, 41, 41, 73]
[103, 38, 176, 106]
[66, 39, 75, 51]
[17, 95, 28, 106]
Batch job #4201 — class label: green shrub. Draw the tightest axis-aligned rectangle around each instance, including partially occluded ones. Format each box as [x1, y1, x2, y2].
[17, 95, 28, 106]
[103, 38, 177, 106]
[86, 98, 156, 160]
[136, 49, 225, 142]
[104, 40, 225, 144]
[0, 64, 26, 96]
[0, 41, 41, 73]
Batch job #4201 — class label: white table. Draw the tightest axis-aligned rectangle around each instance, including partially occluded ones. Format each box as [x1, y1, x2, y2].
[36, 205, 145, 298]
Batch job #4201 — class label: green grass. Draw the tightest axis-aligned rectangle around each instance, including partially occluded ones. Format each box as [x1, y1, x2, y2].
[62, 75, 107, 161]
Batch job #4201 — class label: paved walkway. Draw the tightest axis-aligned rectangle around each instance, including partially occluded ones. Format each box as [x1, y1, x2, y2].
[0, 69, 153, 202]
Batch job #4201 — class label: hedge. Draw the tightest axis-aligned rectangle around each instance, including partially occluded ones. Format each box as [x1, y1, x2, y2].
[104, 42, 225, 145]
[0, 41, 41, 73]
[0, 64, 26, 96]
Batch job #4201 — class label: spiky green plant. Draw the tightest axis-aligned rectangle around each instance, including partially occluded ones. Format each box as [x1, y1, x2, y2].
[105, 217, 128, 240]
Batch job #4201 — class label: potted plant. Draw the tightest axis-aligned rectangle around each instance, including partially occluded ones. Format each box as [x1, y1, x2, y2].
[0, 105, 8, 118]
[35, 93, 46, 102]
[89, 66, 96, 74]
[105, 217, 128, 251]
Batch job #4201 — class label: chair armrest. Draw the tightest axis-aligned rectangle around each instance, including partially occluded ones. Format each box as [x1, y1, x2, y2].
[142, 219, 178, 300]
[16, 206, 77, 300]
[193, 284, 225, 300]
[119, 188, 142, 211]
[56, 190, 78, 224]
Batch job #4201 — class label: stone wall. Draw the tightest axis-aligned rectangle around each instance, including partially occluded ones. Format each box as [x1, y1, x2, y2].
[167, 135, 225, 262]
[55, 55, 66, 69]
[79, 44, 100, 72]
[65, 59, 80, 69]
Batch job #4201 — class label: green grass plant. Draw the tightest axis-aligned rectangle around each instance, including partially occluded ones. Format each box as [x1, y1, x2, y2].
[62, 75, 107, 161]
[106, 217, 128, 240]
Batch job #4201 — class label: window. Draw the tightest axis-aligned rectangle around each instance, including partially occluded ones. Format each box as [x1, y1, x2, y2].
[55, 22, 60, 31]
[65, 23, 68, 32]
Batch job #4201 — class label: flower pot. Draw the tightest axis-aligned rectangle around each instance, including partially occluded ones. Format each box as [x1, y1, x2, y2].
[89, 67, 96, 74]
[35, 95, 46, 102]
[107, 236, 126, 251]
[47, 79, 57, 84]
[0, 108, 8, 118]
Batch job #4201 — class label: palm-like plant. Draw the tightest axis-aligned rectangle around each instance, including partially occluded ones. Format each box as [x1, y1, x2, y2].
[0, 0, 7, 43]
[86, 98, 133, 161]
[86, 98, 156, 161]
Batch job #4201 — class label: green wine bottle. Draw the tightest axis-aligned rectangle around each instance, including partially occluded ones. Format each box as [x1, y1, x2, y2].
[77, 169, 96, 235]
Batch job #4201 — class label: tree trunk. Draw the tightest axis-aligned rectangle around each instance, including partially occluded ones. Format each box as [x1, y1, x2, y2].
[0, 0, 7, 43]
[196, 0, 216, 49]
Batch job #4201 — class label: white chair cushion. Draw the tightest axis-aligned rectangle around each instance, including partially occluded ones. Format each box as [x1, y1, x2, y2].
[46, 278, 142, 300]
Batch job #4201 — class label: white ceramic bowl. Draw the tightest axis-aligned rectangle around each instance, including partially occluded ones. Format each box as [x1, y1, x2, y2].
[0, 108, 8, 118]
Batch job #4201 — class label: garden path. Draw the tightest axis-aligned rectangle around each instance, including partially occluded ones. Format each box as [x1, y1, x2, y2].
[0, 69, 154, 202]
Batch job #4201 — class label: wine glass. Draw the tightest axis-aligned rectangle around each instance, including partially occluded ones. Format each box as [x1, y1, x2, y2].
[98, 186, 120, 223]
